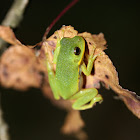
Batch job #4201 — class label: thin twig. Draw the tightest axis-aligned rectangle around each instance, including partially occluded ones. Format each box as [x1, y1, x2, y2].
[0, 0, 29, 51]
[43, 0, 79, 40]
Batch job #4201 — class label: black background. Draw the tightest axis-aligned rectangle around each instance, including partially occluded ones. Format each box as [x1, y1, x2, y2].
[0, 0, 140, 140]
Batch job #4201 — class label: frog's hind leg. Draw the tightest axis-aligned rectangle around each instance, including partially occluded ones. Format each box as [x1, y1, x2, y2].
[44, 41, 60, 100]
[69, 88, 103, 110]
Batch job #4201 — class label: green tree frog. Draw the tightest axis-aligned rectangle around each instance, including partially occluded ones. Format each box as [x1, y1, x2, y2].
[45, 35, 103, 110]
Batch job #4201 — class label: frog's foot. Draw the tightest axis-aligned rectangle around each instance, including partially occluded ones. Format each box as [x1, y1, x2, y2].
[69, 88, 103, 110]
[92, 51, 103, 61]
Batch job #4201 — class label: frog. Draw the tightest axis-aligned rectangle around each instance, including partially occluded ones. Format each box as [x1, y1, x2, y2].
[45, 35, 103, 110]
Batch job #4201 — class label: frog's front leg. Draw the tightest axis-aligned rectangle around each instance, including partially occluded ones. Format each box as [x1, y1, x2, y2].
[53, 33, 61, 64]
[69, 88, 103, 110]
[81, 54, 97, 76]
[81, 51, 103, 76]
[53, 31, 64, 64]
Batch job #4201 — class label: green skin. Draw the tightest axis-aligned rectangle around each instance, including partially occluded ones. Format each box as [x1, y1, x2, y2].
[46, 36, 103, 110]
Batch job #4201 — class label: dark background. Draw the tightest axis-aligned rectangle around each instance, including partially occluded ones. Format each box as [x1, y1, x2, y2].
[0, 0, 140, 140]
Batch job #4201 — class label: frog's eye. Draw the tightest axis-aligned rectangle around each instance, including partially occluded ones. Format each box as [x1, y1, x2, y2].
[74, 47, 81, 55]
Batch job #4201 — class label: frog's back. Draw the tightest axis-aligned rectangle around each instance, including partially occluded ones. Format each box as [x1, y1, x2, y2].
[55, 36, 85, 99]
[55, 59, 79, 99]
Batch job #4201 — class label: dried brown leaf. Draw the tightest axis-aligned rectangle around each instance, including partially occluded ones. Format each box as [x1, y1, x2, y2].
[92, 33, 107, 50]
[0, 45, 46, 90]
[91, 51, 140, 118]
[0, 26, 21, 45]
[61, 110, 87, 140]
[120, 95, 140, 118]
[61, 110, 85, 133]
[44, 26, 140, 119]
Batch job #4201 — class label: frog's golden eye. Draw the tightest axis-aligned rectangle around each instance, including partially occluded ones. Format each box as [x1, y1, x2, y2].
[74, 47, 81, 55]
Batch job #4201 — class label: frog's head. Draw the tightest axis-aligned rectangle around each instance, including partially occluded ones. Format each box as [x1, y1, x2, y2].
[60, 36, 85, 65]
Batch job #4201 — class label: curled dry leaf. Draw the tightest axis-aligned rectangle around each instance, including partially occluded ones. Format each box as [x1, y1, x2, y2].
[90, 51, 140, 118]
[80, 29, 140, 118]
[61, 110, 85, 134]
[79, 29, 140, 118]
[61, 110, 87, 140]
[0, 25, 46, 90]
[0, 26, 21, 45]
[0, 45, 46, 90]
[44, 25, 140, 119]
